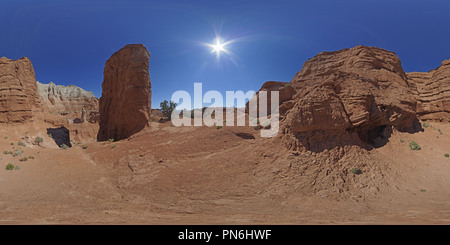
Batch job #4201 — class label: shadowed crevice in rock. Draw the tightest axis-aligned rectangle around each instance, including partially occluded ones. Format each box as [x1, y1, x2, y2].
[232, 132, 255, 140]
[47, 127, 72, 148]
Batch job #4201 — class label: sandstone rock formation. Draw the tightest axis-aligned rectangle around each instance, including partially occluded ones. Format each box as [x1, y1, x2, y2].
[281, 46, 418, 151]
[246, 81, 296, 116]
[97, 44, 152, 141]
[37, 81, 99, 121]
[0, 57, 42, 122]
[407, 60, 450, 121]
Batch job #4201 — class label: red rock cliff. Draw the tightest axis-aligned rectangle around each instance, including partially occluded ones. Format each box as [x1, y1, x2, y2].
[97, 44, 152, 141]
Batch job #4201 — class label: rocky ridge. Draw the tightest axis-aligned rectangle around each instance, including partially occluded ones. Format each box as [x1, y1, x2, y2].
[407, 60, 450, 121]
[281, 46, 418, 151]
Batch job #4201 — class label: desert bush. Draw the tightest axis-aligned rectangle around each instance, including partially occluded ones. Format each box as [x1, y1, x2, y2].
[111, 145, 117, 148]
[438, 129, 443, 135]
[160, 100, 177, 120]
[5, 163, 14, 170]
[216, 126, 223, 129]
[28, 156, 35, 159]
[60, 143, 69, 149]
[10, 142, 13, 145]
[13, 149, 24, 157]
[409, 141, 421, 150]
[82, 145, 88, 149]
[35, 137, 43, 145]
[18, 141, 26, 147]
[108, 138, 114, 143]
[350, 168, 362, 175]
[19, 157, 28, 162]
[445, 154, 449, 158]
[422, 122, 429, 128]
[4, 136, 8, 139]
[284, 83, 292, 87]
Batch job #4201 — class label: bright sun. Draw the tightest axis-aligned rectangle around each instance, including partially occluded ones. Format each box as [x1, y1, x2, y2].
[211, 40, 226, 54]
[208, 38, 228, 56]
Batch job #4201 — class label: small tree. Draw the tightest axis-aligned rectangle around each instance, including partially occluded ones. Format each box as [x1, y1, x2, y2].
[160, 100, 177, 120]
[35, 136, 43, 145]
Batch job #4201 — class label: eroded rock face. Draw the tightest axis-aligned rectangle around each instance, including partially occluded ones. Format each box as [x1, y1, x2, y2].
[37, 81, 99, 122]
[246, 81, 296, 116]
[98, 44, 152, 141]
[0, 57, 42, 122]
[282, 46, 418, 151]
[407, 60, 450, 121]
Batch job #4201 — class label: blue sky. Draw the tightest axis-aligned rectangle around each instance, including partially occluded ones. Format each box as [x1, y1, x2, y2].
[1, 0, 450, 108]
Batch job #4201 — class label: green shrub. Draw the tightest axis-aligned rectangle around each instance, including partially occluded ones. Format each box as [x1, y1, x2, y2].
[111, 145, 117, 149]
[350, 168, 362, 175]
[284, 83, 292, 87]
[10, 142, 13, 145]
[3, 150, 9, 154]
[422, 122, 429, 128]
[35, 137, 43, 144]
[14, 166, 20, 171]
[409, 141, 421, 150]
[28, 156, 35, 159]
[4, 136, 8, 139]
[19, 157, 28, 162]
[60, 143, 69, 149]
[108, 138, 114, 143]
[445, 154, 449, 158]
[82, 145, 88, 149]
[216, 126, 223, 129]
[438, 129, 443, 135]
[18, 142, 26, 147]
[13, 149, 24, 157]
[399, 139, 404, 143]
[5, 163, 14, 170]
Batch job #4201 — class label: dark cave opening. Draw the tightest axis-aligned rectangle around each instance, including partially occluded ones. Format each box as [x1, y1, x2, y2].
[47, 127, 72, 148]
[357, 125, 391, 148]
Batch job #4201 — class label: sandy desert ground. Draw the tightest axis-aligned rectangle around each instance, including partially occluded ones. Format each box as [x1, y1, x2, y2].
[1, 119, 449, 224]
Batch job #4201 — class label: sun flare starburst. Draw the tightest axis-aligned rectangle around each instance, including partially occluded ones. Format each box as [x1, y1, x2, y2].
[200, 35, 242, 68]
[211, 39, 226, 54]
[206, 37, 231, 57]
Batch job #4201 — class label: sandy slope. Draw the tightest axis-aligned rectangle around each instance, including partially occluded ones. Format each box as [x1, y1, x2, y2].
[0, 121, 449, 224]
